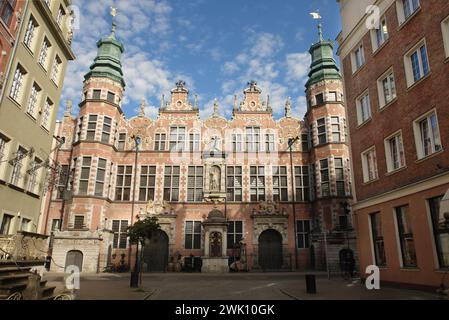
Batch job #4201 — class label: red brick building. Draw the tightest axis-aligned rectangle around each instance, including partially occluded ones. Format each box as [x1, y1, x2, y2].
[41, 20, 355, 274]
[0, 0, 25, 92]
[337, 0, 449, 289]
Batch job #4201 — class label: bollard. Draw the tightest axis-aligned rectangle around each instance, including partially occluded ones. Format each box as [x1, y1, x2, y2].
[130, 272, 139, 288]
[305, 274, 317, 294]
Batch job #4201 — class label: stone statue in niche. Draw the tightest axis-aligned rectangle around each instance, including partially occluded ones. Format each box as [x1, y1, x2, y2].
[210, 166, 221, 191]
[210, 232, 222, 257]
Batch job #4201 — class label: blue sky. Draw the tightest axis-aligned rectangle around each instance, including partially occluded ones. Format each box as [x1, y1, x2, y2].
[61, 0, 341, 120]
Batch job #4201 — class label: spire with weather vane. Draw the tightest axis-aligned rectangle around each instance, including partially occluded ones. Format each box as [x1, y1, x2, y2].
[310, 11, 323, 42]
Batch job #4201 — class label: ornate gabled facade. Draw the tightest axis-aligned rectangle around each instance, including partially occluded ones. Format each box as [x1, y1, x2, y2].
[41, 20, 355, 274]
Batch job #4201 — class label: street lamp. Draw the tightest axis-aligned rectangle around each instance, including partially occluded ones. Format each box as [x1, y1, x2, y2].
[130, 135, 141, 288]
[288, 136, 300, 271]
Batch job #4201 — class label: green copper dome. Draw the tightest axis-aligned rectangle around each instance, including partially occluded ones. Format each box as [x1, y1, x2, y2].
[305, 25, 341, 88]
[84, 27, 125, 88]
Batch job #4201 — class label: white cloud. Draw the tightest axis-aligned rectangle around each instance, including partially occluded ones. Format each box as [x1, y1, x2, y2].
[286, 52, 311, 82]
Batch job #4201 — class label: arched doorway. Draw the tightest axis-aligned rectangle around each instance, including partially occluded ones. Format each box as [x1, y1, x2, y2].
[258, 229, 283, 271]
[65, 250, 83, 272]
[142, 230, 169, 272]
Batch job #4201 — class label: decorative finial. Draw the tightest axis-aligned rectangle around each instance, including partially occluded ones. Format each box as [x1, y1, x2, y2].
[160, 94, 165, 110]
[194, 94, 199, 111]
[213, 98, 219, 116]
[310, 11, 323, 41]
[285, 97, 292, 118]
[110, 7, 117, 35]
[266, 95, 271, 109]
[65, 100, 73, 115]
[139, 98, 146, 117]
[233, 95, 238, 111]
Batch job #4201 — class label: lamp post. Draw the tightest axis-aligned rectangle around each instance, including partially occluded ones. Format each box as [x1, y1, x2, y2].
[288, 136, 300, 271]
[130, 135, 141, 288]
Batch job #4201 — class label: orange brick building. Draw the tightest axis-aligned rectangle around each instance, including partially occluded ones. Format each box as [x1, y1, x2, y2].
[41, 21, 355, 273]
[337, 0, 449, 289]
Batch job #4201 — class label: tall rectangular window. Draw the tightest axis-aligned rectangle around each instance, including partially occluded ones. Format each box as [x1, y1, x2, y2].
[73, 216, 85, 230]
[38, 38, 50, 68]
[320, 159, 330, 197]
[56, 5, 65, 27]
[154, 133, 166, 151]
[232, 134, 243, 153]
[246, 127, 260, 152]
[117, 133, 126, 151]
[187, 166, 203, 202]
[331, 117, 341, 142]
[227, 166, 243, 202]
[362, 148, 378, 183]
[301, 134, 309, 152]
[370, 213, 387, 267]
[335, 158, 346, 197]
[107, 91, 115, 104]
[315, 93, 324, 105]
[101, 117, 112, 144]
[76, 116, 83, 142]
[56, 165, 69, 200]
[406, 42, 430, 85]
[0, 0, 16, 26]
[265, 134, 276, 153]
[51, 219, 61, 232]
[51, 56, 62, 84]
[189, 133, 200, 152]
[112, 220, 128, 249]
[27, 157, 42, 194]
[385, 133, 405, 172]
[297, 220, 311, 249]
[115, 165, 132, 201]
[41, 98, 53, 130]
[395, 205, 417, 267]
[95, 159, 107, 197]
[403, 0, 420, 20]
[139, 166, 156, 202]
[379, 71, 397, 108]
[185, 221, 201, 249]
[272, 166, 288, 202]
[376, 17, 389, 49]
[78, 157, 91, 195]
[415, 112, 442, 159]
[23, 17, 37, 49]
[0, 134, 10, 171]
[357, 93, 371, 125]
[353, 43, 365, 71]
[164, 166, 180, 202]
[9, 65, 25, 103]
[428, 196, 449, 268]
[0, 214, 13, 235]
[26, 83, 41, 118]
[227, 221, 243, 249]
[86, 115, 97, 140]
[250, 166, 265, 202]
[295, 166, 310, 202]
[10, 146, 27, 186]
[317, 118, 327, 145]
[169, 127, 186, 152]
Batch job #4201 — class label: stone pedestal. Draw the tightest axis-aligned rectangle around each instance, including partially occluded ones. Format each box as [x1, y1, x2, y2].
[201, 209, 229, 273]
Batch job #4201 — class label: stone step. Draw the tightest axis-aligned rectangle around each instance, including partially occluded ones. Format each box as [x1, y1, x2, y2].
[0, 274, 30, 285]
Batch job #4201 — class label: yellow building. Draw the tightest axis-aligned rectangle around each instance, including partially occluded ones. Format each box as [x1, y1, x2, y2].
[0, 0, 75, 237]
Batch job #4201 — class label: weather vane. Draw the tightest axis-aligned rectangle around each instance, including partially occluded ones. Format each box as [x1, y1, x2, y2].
[111, 7, 117, 18]
[110, 7, 117, 34]
[310, 10, 323, 41]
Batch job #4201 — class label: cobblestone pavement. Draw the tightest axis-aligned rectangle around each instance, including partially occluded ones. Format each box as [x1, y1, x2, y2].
[43, 272, 448, 300]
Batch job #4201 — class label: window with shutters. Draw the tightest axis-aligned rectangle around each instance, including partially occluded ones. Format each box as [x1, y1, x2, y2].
[139, 166, 156, 202]
[112, 220, 128, 249]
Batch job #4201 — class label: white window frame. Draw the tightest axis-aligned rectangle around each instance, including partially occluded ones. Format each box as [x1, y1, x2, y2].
[377, 68, 397, 108]
[26, 82, 41, 118]
[23, 16, 38, 51]
[404, 38, 430, 87]
[442, 15, 449, 59]
[371, 16, 389, 52]
[384, 131, 406, 173]
[41, 98, 53, 130]
[9, 65, 26, 104]
[361, 147, 378, 183]
[351, 42, 365, 73]
[356, 91, 372, 125]
[38, 38, 51, 69]
[154, 132, 166, 151]
[396, 0, 420, 25]
[51, 55, 62, 85]
[413, 110, 443, 160]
